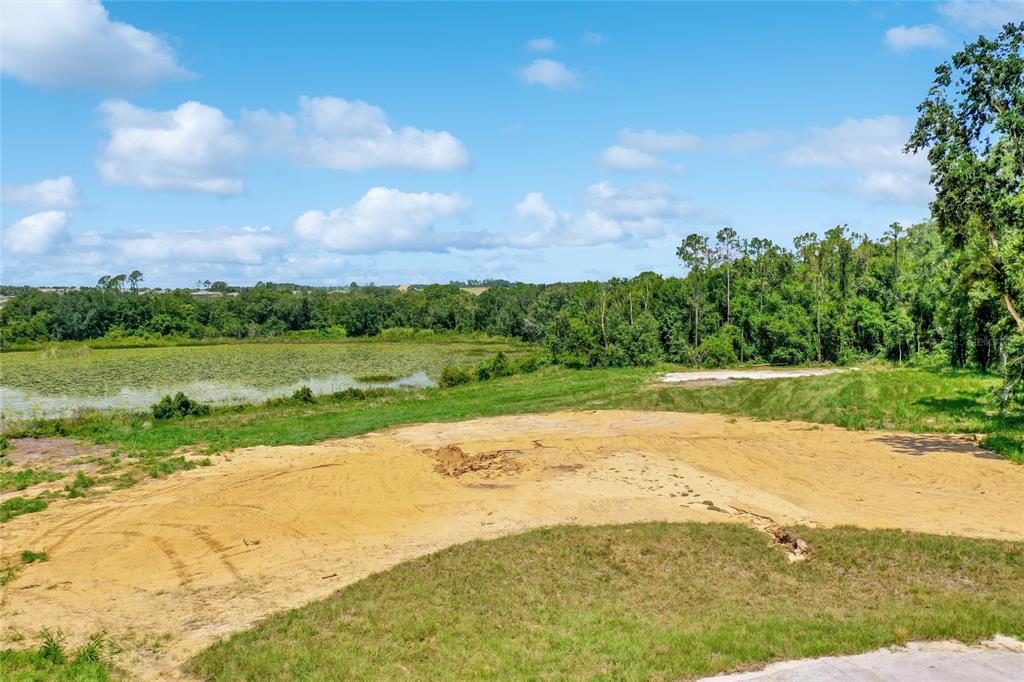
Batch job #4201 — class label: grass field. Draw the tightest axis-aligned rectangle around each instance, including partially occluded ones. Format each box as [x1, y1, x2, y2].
[189, 522, 1024, 680]
[8, 365, 1021, 462]
[0, 337, 533, 419]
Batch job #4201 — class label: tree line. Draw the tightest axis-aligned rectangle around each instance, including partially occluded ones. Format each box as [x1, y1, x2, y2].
[1, 24, 1020, 402]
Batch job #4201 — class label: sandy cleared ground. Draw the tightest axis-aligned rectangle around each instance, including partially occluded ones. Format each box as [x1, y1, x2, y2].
[2, 410, 1023, 679]
[661, 368, 845, 384]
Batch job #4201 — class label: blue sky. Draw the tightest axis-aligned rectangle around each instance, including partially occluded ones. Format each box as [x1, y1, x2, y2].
[2, 0, 1022, 287]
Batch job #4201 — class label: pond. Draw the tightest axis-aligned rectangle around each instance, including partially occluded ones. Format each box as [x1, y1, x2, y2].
[0, 339, 527, 420]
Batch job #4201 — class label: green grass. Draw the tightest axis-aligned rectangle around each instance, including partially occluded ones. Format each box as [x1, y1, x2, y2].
[0, 631, 118, 681]
[8, 366, 1021, 462]
[628, 367, 1023, 461]
[0, 466, 65, 491]
[0, 495, 48, 523]
[189, 522, 1024, 681]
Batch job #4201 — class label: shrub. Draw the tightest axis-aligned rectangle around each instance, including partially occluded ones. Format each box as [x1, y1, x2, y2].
[20, 550, 48, 564]
[291, 386, 315, 403]
[439, 366, 473, 387]
[152, 392, 211, 420]
[693, 333, 738, 368]
[476, 352, 512, 381]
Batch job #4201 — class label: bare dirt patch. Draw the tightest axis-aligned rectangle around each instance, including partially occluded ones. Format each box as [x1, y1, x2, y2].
[430, 444, 524, 477]
[661, 368, 845, 385]
[3, 438, 112, 468]
[2, 410, 1022, 679]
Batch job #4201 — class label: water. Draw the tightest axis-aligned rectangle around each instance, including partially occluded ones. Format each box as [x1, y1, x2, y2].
[0, 372, 435, 421]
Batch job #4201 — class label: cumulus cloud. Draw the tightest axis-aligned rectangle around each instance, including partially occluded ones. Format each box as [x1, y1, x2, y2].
[294, 187, 489, 253]
[784, 115, 932, 205]
[599, 128, 699, 172]
[243, 96, 470, 171]
[0, 0, 192, 91]
[525, 37, 557, 52]
[938, 0, 1024, 30]
[885, 24, 950, 50]
[511, 181, 703, 248]
[96, 100, 247, 195]
[599, 146, 670, 172]
[619, 129, 701, 153]
[106, 226, 288, 266]
[1, 177, 80, 209]
[3, 210, 70, 255]
[519, 59, 580, 90]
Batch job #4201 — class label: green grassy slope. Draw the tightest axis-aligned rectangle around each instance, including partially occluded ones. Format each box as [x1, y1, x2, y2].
[190, 522, 1024, 681]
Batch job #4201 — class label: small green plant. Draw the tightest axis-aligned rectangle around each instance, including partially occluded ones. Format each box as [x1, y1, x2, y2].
[0, 436, 10, 454]
[0, 496, 48, 523]
[64, 471, 97, 498]
[20, 550, 48, 564]
[291, 385, 315, 403]
[439, 365, 473, 387]
[38, 628, 66, 664]
[0, 563, 20, 586]
[152, 392, 211, 420]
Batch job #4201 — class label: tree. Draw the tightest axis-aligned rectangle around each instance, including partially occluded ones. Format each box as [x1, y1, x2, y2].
[128, 270, 143, 294]
[716, 227, 739, 324]
[676, 233, 719, 346]
[907, 22, 1023, 334]
[907, 22, 1023, 403]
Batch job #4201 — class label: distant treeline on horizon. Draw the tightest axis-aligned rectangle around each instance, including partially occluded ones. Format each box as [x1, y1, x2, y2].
[0, 221, 1016, 372]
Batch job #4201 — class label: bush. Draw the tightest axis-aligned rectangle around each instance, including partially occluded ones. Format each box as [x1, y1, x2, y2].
[152, 392, 211, 420]
[693, 333, 738, 368]
[476, 352, 513, 381]
[439, 366, 473, 387]
[291, 386, 315, 403]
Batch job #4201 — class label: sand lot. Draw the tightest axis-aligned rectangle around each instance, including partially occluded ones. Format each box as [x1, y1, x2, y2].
[2, 410, 1023, 679]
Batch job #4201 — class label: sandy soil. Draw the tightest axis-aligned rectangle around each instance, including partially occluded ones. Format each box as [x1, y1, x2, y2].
[2, 410, 1023, 679]
[661, 368, 845, 384]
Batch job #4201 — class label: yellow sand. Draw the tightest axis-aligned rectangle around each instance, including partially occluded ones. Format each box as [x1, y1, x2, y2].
[2, 410, 1022, 679]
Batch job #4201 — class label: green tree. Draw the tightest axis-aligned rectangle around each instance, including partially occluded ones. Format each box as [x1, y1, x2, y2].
[907, 21, 1024, 402]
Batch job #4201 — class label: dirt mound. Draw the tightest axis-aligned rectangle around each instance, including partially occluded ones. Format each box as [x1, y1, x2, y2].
[2, 410, 1022, 680]
[431, 444, 523, 477]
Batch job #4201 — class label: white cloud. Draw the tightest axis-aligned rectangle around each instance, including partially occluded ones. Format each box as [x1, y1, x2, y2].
[525, 37, 557, 52]
[107, 226, 287, 265]
[1, 177, 80, 209]
[294, 187, 486, 253]
[938, 0, 1024, 30]
[619, 128, 701, 153]
[599, 146, 670, 172]
[519, 59, 580, 90]
[4, 210, 69, 255]
[582, 31, 605, 46]
[784, 115, 932, 205]
[243, 96, 470, 171]
[0, 0, 192, 91]
[511, 181, 703, 248]
[96, 100, 247, 195]
[598, 129, 699, 172]
[885, 24, 950, 50]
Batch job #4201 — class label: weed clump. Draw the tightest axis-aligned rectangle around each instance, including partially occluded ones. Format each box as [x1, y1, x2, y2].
[292, 385, 315, 403]
[152, 392, 211, 420]
[64, 471, 97, 498]
[20, 550, 48, 563]
[0, 496, 48, 523]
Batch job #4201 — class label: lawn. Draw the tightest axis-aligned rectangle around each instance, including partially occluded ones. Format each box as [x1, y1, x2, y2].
[190, 522, 1024, 680]
[8, 365, 1021, 463]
